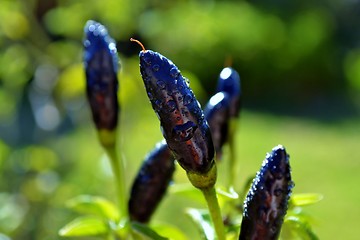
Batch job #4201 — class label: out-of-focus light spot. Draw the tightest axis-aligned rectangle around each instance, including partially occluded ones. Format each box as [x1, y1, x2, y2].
[0, 193, 28, 232]
[26, 146, 59, 172]
[0, 11, 29, 39]
[0, 44, 30, 89]
[56, 63, 85, 99]
[36, 171, 60, 194]
[34, 103, 60, 131]
[34, 64, 59, 93]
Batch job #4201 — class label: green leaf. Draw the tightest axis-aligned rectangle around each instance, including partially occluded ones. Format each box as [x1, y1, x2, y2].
[216, 186, 239, 200]
[150, 222, 188, 240]
[169, 184, 205, 204]
[66, 195, 120, 221]
[58, 216, 109, 237]
[131, 222, 168, 240]
[215, 186, 239, 209]
[186, 208, 215, 240]
[283, 216, 319, 240]
[290, 193, 323, 207]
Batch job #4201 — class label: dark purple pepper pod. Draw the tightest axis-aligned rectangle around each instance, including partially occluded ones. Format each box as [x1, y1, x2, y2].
[203, 92, 231, 160]
[239, 145, 294, 240]
[133, 39, 215, 176]
[216, 67, 241, 118]
[128, 140, 175, 223]
[83, 20, 119, 130]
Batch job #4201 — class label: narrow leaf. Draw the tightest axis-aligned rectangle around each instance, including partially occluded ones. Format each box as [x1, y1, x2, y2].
[290, 193, 323, 207]
[216, 186, 239, 200]
[59, 216, 108, 237]
[131, 222, 168, 240]
[66, 195, 120, 221]
[150, 222, 188, 240]
[284, 216, 319, 240]
[186, 208, 215, 240]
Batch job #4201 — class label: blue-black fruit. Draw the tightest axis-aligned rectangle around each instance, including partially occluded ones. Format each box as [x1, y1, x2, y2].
[129, 141, 175, 223]
[203, 92, 231, 160]
[84, 20, 119, 130]
[239, 145, 293, 240]
[133, 39, 215, 175]
[216, 67, 241, 118]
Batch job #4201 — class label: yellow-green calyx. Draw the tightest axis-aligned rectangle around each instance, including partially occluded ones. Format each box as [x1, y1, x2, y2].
[187, 163, 217, 190]
[98, 129, 117, 148]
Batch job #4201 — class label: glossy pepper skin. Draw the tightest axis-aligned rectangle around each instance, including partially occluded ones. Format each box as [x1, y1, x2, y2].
[216, 67, 241, 118]
[239, 145, 293, 240]
[83, 20, 119, 130]
[138, 50, 215, 175]
[128, 141, 175, 223]
[203, 92, 231, 160]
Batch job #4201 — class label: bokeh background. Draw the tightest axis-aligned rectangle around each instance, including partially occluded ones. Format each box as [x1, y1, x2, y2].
[0, 0, 359, 239]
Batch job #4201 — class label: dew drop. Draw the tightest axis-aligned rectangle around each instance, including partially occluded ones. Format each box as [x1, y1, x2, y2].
[274, 188, 283, 197]
[170, 67, 180, 78]
[144, 76, 152, 83]
[185, 78, 190, 86]
[84, 40, 91, 47]
[147, 91, 154, 100]
[270, 226, 278, 233]
[167, 100, 177, 112]
[143, 57, 152, 66]
[183, 94, 193, 105]
[157, 80, 166, 89]
[172, 121, 198, 142]
[181, 109, 189, 117]
[152, 64, 160, 72]
[153, 99, 162, 110]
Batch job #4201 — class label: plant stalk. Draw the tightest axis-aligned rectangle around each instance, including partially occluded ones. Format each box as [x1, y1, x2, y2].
[201, 186, 226, 240]
[105, 145, 128, 222]
[227, 118, 238, 188]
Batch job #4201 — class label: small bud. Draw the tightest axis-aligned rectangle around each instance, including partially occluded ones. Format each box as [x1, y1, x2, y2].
[84, 20, 119, 131]
[128, 141, 175, 223]
[203, 92, 231, 160]
[239, 145, 294, 240]
[216, 67, 241, 118]
[134, 41, 215, 180]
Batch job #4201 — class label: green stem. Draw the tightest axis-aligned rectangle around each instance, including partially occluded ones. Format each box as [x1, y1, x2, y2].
[104, 146, 128, 221]
[227, 118, 238, 188]
[98, 129, 129, 238]
[201, 187, 226, 240]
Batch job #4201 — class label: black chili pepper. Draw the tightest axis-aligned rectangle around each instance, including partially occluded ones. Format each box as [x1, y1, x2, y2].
[84, 20, 119, 130]
[128, 141, 175, 223]
[239, 145, 294, 240]
[216, 67, 241, 118]
[203, 92, 231, 160]
[132, 39, 215, 183]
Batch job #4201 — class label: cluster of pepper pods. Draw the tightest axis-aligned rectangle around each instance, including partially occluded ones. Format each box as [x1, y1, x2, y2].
[75, 20, 294, 240]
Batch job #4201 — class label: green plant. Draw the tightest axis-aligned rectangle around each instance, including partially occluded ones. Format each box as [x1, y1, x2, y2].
[58, 20, 321, 240]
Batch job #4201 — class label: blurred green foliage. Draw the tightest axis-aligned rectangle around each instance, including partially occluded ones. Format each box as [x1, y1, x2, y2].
[0, 0, 360, 239]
